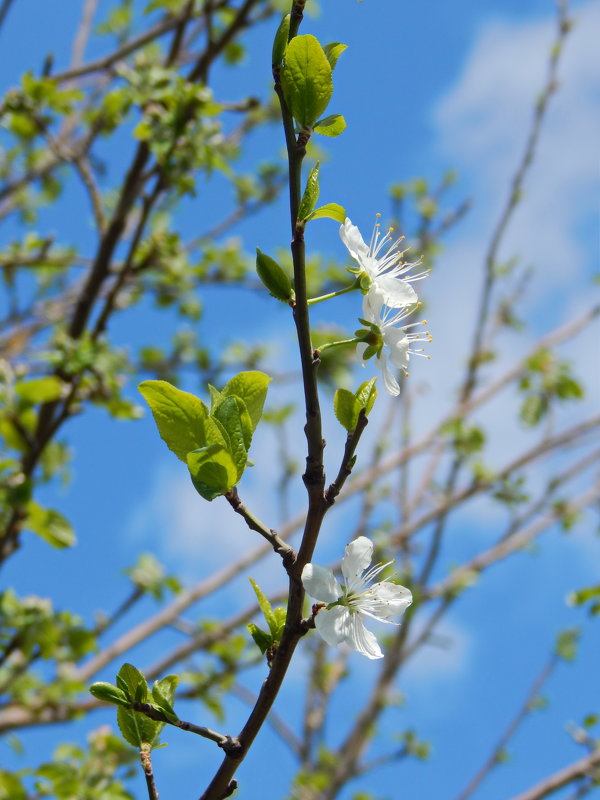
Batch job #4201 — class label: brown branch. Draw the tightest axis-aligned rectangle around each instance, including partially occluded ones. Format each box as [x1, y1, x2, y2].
[224, 488, 295, 565]
[428, 482, 600, 600]
[70, 0, 101, 71]
[392, 415, 600, 546]
[454, 655, 558, 800]
[230, 682, 302, 756]
[508, 749, 600, 800]
[140, 746, 160, 800]
[0, 0, 15, 32]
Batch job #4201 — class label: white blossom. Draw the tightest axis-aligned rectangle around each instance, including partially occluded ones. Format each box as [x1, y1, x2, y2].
[358, 292, 431, 396]
[301, 537, 412, 660]
[340, 216, 428, 308]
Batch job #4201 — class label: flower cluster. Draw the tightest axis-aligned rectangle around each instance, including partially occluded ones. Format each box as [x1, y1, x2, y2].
[340, 216, 432, 395]
[302, 536, 412, 659]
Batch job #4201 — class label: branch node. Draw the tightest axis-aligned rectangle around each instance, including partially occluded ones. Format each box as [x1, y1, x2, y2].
[218, 737, 243, 759]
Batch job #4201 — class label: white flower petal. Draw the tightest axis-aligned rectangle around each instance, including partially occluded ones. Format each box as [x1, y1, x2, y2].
[369, 277, 417, 308]
[380, 351, 401, 396]
[355, 341, 368, 364]
[340, 218, 369, 263]
[359, 582, 413, 622]
[362, 290, 384, 322]
[315, 605, 351, 646]
[302, 563, 342, 604]
[341, 537, 373, 590]
[387, 335, 410, 371]
[347, 614, 383, 659]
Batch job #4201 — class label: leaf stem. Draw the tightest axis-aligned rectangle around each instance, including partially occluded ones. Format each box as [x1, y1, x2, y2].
[307, 280, 360, 305]
[316, 338, 358, 354]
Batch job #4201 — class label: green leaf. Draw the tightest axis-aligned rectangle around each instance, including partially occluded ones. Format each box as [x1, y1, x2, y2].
[271, 606, 287, 642]
[116, 664, 149, 703]
[14, 376, 64, 405]
[25, 502, 76, 549]
[212, 396, 248, 478]
[555, 628, 580, 662]
[117, 705, 161, 749]
[221, 371, 271, 432]
[89, 682, 130, 708]
[113, 664, 161, 748]
[313, 114, 346, 137]
[187, 444, 238, 500]
[152, 675, 179, 724]
[138, 380, 209, 462]
[272, 14, 290, 67]
[298, 162, 320, 221]
[247, 623, 272, 655]
[280, 34, 333, 128]
[322, 42, 347, 71]
[249, 577, 277, 635]
[208, 384, 225, 412]
[333, 388, 360, 433]
[308, 203, 346, 223]
[355, 378, 377, 416]
[256, 248, 294, 303]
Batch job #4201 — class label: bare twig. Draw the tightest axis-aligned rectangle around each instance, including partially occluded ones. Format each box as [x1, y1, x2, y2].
[0, 0, 15, 32]
[454, 654, 559, 800]
[428, 482, 600, 600]
[70, 0, 101, 71]
[140, 746, 160, 800]
[508, 748, 600, 800]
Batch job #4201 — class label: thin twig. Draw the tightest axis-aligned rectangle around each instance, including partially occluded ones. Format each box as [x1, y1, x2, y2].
[224, 489, 295, 565]
[508, 749, 600, 800]
[454, 654, 559, 800]
[70, 0, 100, 71]
[0, 0, 15, 32]
[428, 482, 600, 600]
[140, 746, 159, 800]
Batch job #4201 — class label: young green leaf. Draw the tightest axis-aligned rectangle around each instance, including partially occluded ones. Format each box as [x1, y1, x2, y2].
[25, 503, 76, 549]
[333, 388, 361, 433]
[308, 203, 346, 223]
[138, 380, 209, 462]
[211, 396, 248, 478]
[89, 682, 129, 708]
[117, 705, 161, 749]
[116, 663, 149, 703]
[14, 376, 64, 405]
[256, 248, 294, 303]
[221, 371, 271, 432]
[247, 623, 272, 655]
[298, 162, 320, 221]
[355, 377, 377, 416]
[322, 42, 347, 71]
[272, 13, 290, 67]
[313, 114, 346, 137]
[280, 34, 333, 128]
[187, 444, 238, 500]
[151, 675, 179, 724]
[249, 577, 277, 634]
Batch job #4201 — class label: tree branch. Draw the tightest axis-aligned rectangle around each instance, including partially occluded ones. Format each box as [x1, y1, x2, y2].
[508, 749, 600, 800]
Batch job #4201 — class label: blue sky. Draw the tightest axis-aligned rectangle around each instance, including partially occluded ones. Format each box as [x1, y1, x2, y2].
[1, 1, 599, 798]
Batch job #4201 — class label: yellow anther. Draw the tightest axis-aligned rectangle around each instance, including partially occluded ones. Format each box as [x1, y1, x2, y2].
[376, 212, 381, 217]
[421, 319, 428, 324]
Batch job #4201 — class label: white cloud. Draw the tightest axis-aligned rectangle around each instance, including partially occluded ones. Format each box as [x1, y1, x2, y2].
[403, 615, 472, 683]
[435, 1, 599, 289]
